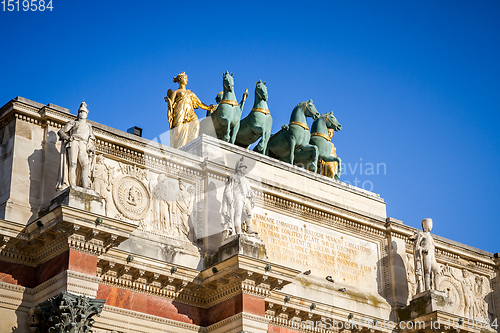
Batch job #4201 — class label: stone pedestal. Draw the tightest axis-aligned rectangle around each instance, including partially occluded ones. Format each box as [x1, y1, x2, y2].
[208, 234, 267, 266]
[49, 186, 104, 215]
[397, 289, 454, 322]
[118, 230, 202, 269]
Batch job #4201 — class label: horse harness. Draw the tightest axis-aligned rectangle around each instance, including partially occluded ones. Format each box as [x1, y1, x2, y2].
[251, 107, 270, 115]
[311, 132, 331, 141]
[219, 100, 239, 107]
[289, 121, 309, 130]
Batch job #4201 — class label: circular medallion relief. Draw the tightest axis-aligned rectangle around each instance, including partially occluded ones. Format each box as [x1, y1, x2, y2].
[113, 175, 151, 220]
[439, 278, 463, 314]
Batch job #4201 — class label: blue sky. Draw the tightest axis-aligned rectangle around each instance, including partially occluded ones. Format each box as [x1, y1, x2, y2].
[1, 1, 499, 253]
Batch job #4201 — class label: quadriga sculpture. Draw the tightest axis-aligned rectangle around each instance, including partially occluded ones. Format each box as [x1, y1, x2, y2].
[294, 111, 342, 180]
[199, 71, 248, 143]
[265, 100, 320, 171]
[234, 80, 273, 154]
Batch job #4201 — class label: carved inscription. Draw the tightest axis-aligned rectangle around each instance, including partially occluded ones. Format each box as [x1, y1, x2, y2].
[253, 209, 379, 290]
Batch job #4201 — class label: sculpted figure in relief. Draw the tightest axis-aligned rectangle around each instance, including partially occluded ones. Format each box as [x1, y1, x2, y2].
[165, 72, 216, 149]
[411, 218, 440, 292]
[173, 179, 195, 240]
[92, 155, 115, 215]
[474, 275, 490, 320]
[462, 269, 490, 319]
[57, 101, 96, 189]
[405, 253, 418, 301]
[150, 174, 174, 233]
[462, 269, 475, 318]
[221, 157, 257, 240]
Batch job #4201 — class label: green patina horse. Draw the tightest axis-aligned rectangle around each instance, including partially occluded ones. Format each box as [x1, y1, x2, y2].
[294, 111, 342, 179]
[235, 80, 273, 154]
[200, 71, 248, 143]
[265, 100, 320, 171]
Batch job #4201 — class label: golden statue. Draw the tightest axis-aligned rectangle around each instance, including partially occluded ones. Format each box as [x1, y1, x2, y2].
[165, 72, 216, 149]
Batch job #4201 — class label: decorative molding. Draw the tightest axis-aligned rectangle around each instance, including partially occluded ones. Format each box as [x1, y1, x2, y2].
[15, 113, 40, 125]
[257, 190, 385, 240]
[0, 207, 134, 267]
[98, 305, 201, 332]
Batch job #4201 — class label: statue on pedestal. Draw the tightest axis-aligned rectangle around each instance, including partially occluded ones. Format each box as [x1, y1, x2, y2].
[221, 158, 257, 240]
[410, 218, 441, 292]
[57, 101, 96, 189]
[165, 72, 216, 149]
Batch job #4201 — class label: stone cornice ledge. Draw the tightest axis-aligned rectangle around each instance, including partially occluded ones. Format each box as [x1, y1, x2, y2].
[99, 305, 201, 332]
[187, 134, 384, 202]
[199, 255, 301, 287]
[204, 312, 270, 332]
[0, 205, 137, 267]
[267, 290, 393, 333]
[385, 218, 496, 268]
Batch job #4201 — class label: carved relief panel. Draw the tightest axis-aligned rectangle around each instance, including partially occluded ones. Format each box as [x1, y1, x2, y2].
[404, 252, 493, 321]
[91, 156, 197, 244]
[440, 265, 492, 321]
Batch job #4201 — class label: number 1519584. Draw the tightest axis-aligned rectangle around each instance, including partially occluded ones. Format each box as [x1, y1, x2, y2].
[2, 0, 53, 11]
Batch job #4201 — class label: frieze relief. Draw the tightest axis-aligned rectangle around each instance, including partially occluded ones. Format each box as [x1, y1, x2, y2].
[90, 156, 197, 244]
[147, 172, 196, 242]
[403, 253, 493, 321]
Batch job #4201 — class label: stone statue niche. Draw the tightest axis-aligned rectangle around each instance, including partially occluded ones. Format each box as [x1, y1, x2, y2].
[221, 157, 258, 241]
[410, 218, 441, 293]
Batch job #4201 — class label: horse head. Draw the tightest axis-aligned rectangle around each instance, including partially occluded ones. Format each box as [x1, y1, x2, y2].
[223, 71, 234, 92]
[304, 100, 320, 120]
[255, 80, 268, 102]
[325, 111, 342, 132]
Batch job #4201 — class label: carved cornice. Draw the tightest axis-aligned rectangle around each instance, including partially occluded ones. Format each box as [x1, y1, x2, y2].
[100, 305, 201, 332]
[15, 113, 40, 125]
[266, 291, 391, 333]
[0, 97, 207, 174]
[96, 253, 299, 309]
[204, 312, 270, 332]
[255, 189, 386, 240]
[0, 206, 135, 267]
[403, 233, 496, 274]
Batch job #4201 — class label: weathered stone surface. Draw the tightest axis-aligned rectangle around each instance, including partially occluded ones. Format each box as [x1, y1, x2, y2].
[118, 229, 201, 269]
[207, 234, 267, 266]
[49, 185, 104, 215]
[397, 289, 453, 321]
[0, 97, 497, 333]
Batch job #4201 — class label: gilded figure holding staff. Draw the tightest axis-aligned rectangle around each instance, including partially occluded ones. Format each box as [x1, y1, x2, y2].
[165, 72, 216, 149]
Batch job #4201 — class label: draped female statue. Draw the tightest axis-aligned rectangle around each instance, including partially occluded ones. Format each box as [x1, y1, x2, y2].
[165, 72, 216, 149]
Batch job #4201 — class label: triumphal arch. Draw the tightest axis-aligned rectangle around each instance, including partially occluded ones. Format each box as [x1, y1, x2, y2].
[0, 76, 498, 333]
